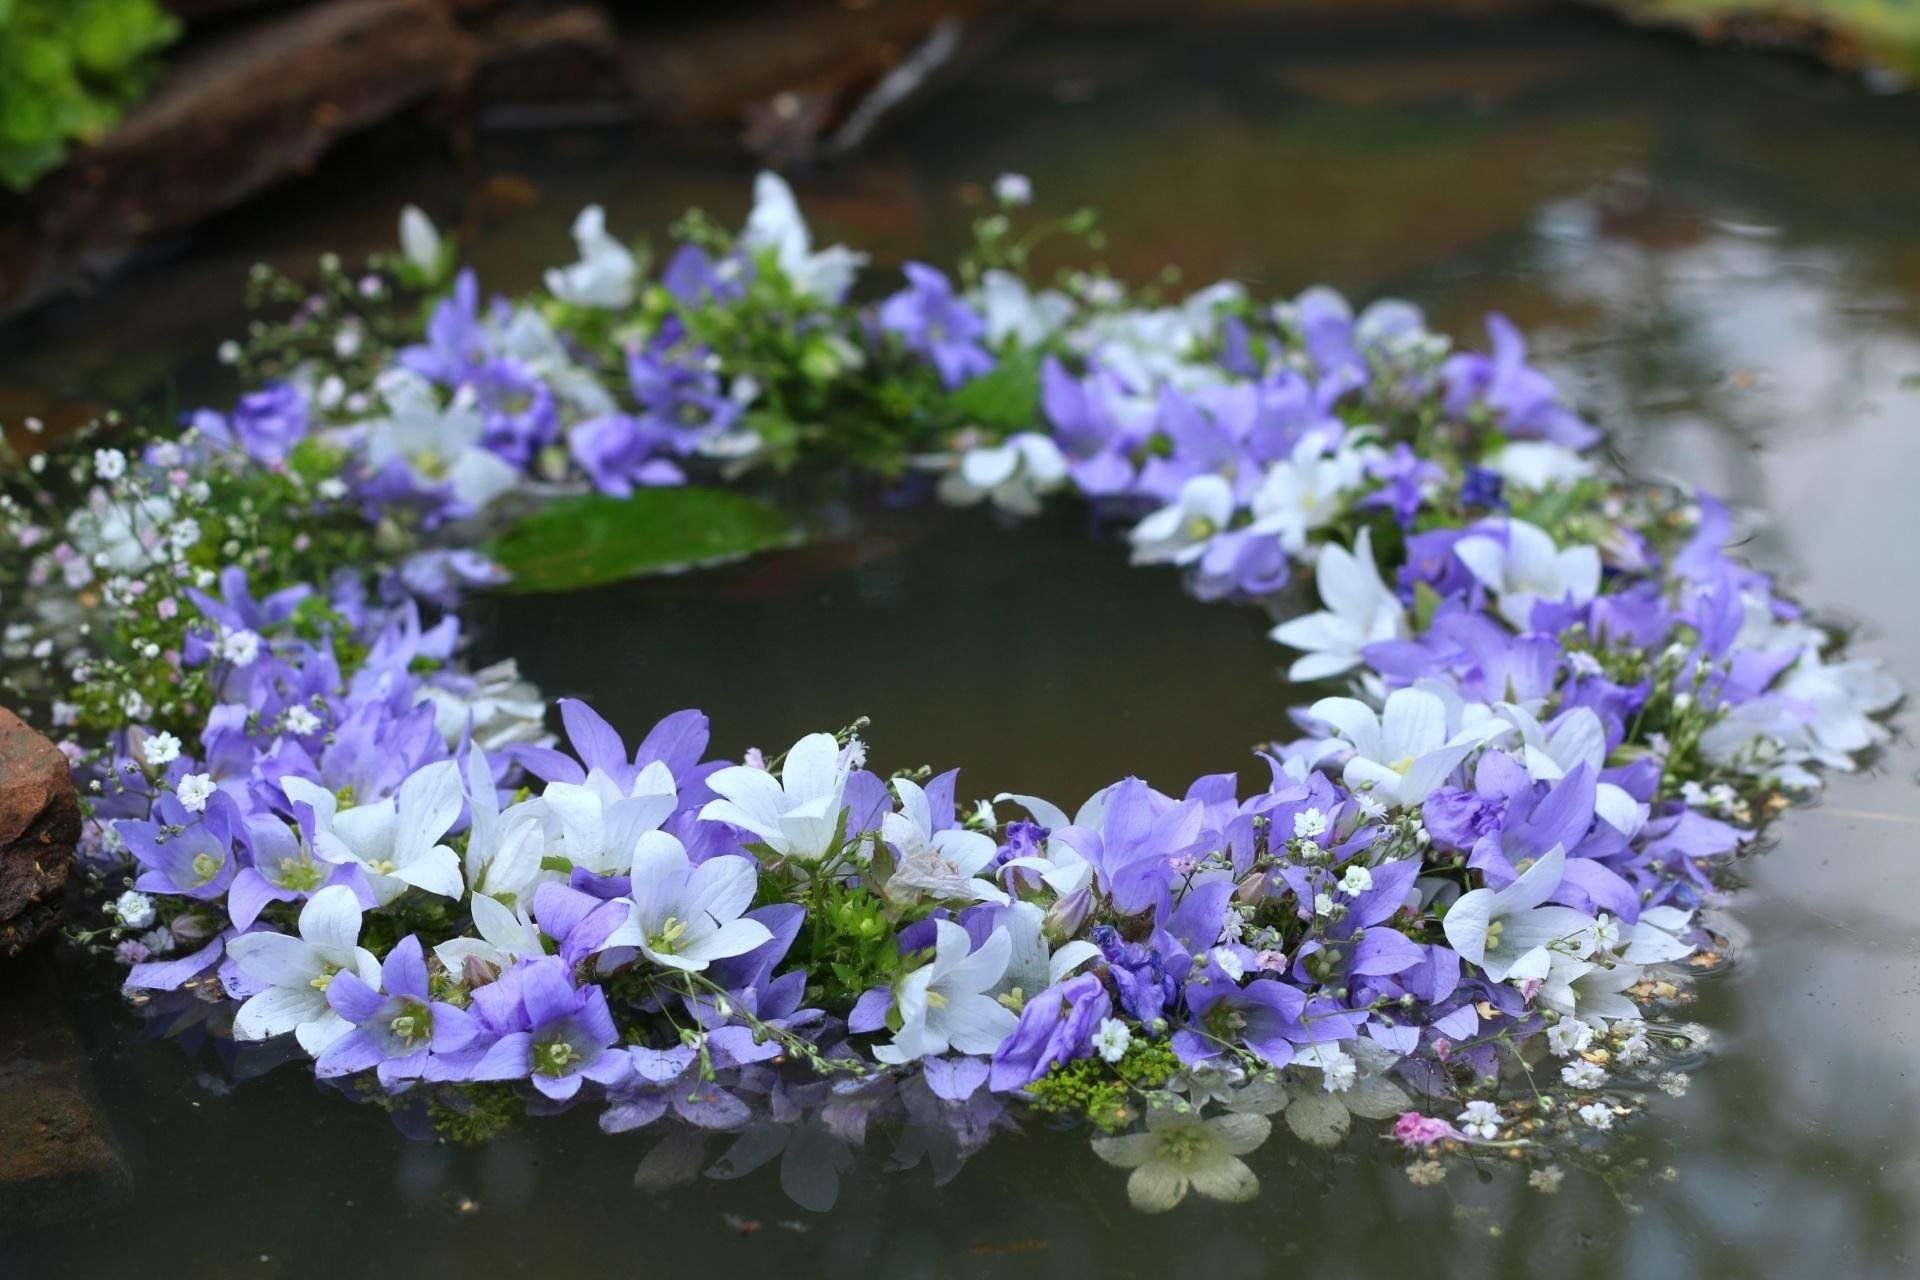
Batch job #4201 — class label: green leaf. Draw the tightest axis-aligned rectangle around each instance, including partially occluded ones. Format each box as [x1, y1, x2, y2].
[947, 349, 1043, 432]
[1284, 1090, 1352, 1149]
[485, 488, 799, 594]
[1413, 580, 1442, 632]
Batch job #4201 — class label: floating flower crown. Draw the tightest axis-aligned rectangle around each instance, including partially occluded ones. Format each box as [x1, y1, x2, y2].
[1, 173, 1897, 1213]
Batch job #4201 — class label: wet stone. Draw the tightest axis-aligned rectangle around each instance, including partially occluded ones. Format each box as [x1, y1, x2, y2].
[0, 707, 80, 959]
[0, 958, 131, 1225]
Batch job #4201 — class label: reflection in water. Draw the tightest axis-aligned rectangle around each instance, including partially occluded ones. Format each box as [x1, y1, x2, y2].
[6, 8, 1920, 1278]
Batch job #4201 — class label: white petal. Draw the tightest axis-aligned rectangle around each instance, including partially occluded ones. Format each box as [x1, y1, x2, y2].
[779, 733, 843, 805]
[298, 884, 364, 956]
[628, 830, 691, 919]
[227, 933, 321, 987]
[397, 845, 466, 899]
[234, 985, 327, 1041]
[937, 992, 1020, 1055]
[681, 852, 759, 926]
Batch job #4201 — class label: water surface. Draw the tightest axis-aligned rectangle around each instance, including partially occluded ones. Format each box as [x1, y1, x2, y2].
[6, 8, 1920, 1277]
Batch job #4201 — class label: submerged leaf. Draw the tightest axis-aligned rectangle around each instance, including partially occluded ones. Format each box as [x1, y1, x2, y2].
[1344, 1073, 1411, 1121]
[485, 488, 799, 592]
[1284, 1090, 1351, 1149]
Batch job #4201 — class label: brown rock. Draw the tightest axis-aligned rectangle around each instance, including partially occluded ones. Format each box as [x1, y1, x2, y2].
[0, 0, 477, 320]
[0, 708, 80, 958]
[0, 956, 131, 1225]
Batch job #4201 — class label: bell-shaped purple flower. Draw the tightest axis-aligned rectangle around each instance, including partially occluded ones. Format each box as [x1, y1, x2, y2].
[879, 262, 993, 389]
[317, 935, 478, 1089]
[988, 972, 1113, 1091]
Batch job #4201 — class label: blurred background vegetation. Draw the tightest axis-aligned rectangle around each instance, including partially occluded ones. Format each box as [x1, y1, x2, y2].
[0, 0, 179, 191]
[1606, 0, 1920, 79]
[1, 0, 1916, 323]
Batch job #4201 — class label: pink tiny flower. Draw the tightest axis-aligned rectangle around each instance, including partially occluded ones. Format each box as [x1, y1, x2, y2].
[1255, 948, 1289, 973]
[1433, 1038, 1453, 1061]
[1392, 1112, 1462, 1147]
[115, 940, 151, 965]
[292, 533, 311, 553]
[1518, 977, 1544, 1002]
[169, 468, 190, 488]
[742, 747, 767, 770]
[156, 597, 179, 620]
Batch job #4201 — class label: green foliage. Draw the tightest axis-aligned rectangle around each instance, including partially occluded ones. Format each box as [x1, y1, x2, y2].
[1025, 1037, 1181, 1132]
[484, 487, 800, 592]
[428, 1085, 522, 1145]
[1613, 1, 1920, 77]
[947, 349, 1044, 431]
[804, 881, 903, 1006]
[0, 0, 179, 192]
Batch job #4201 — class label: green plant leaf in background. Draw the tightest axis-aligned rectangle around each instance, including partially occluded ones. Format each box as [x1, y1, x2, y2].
[0, 0, 180, 192]
[1601, 1, 1920, 80]
[947, 349, 1044, 433]
[483, 488, 801, 593]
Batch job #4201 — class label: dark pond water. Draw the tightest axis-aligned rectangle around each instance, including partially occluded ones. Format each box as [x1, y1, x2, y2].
[6, 7, 1920, 1277]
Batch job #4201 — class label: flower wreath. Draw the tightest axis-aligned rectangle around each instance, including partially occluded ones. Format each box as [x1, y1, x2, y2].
[1, 172, 1898, 1214]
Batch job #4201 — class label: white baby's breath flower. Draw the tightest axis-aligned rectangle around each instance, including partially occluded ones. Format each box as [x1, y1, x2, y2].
[1210, 946, 1245, 981]
[1529, 1165, 1565, 1194]
[93, 448, 127, 481]
[1562, 1059, 1607, 1089]
[1339, 864, 1373, 896]
[1094, 1017, 1132, 1064]
[143, 732, 182, 767]
[1292, 807, 1328, 839]
[217, 628, 262, 667]
[1577, 1102, 1614, 1131]
[112, 890, 155, 929]
[177, 773, 216, 814]
[284, 705, 321, 735]
[1456, 1100, 1502, 1140]
[1546, 1018, 1593, 1057]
